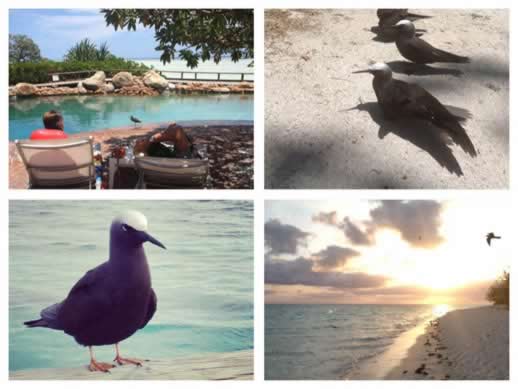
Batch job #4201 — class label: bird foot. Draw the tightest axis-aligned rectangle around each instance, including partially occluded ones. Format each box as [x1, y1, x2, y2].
[113, 355, 145, 366]
[89, 359, 115, 373]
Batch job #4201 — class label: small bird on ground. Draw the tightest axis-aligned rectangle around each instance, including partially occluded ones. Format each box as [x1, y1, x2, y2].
[353, 63, 476, 156]
[24, 210, 166, 372]
[377, 9, 431, 27]
[130, 115, 142, 127]
[486, 232, 501, 246]
[394, 20, 470, 64]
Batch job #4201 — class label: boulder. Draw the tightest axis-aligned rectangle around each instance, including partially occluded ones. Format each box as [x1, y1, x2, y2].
[210, 86, 231, 93]
[103, 83, 115, 93]
[112, 72, 134, 88]
[77, 82, 87, 94]
[82, 71, 106, 91]
[15, 83, 37, 97]
[143, 70, 169, 91]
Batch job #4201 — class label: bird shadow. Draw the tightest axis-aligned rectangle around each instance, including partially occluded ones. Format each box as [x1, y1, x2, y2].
[387, 61, 464, 77]
[348, 102, 464, 176]
[369, 27, 426, 43]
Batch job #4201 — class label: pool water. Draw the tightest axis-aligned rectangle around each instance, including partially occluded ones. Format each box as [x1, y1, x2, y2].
[9, 94, 254, 140]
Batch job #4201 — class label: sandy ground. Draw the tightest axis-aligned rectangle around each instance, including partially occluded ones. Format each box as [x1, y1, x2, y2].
[9, 121, 254, 189]
[265, 9, 508, 188]
[10, 350, 252, 380]
[384, 306, 509, 380]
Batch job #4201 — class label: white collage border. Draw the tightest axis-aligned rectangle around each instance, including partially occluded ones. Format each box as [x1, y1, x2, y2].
[1, 0, 515, 388]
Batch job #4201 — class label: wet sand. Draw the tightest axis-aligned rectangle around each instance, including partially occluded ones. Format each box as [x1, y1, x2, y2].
[384, 306, 508, 380]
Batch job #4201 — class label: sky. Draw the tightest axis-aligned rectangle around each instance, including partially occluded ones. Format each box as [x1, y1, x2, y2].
[265, 200, 510, 306]
[9, 9, 158, 60]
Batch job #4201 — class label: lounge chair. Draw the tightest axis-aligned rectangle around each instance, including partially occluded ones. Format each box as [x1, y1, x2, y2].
[15, 137, 95, 189]
[134, 155, 209, 189]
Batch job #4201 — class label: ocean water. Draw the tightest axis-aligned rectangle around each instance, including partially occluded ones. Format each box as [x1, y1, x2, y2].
[9, 94, 253, 140]
[265, 304, 446, 380]
[136, 58, 254, 81]
[9, 201, 253, 371]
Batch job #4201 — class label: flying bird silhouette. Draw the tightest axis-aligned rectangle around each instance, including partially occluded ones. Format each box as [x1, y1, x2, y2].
[486, 232, 501, 246]
[130, 115, 142, 127]
[394, 20, 470, 64]
[24, 210, 166, 372]
[353, 63, 476, 156]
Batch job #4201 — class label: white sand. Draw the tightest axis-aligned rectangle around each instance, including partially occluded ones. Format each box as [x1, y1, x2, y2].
[384, 306, 509, 380]
[265, 9, 509, 189]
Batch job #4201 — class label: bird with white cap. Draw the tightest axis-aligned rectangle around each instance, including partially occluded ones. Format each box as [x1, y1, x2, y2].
[24, 210, 166, 372]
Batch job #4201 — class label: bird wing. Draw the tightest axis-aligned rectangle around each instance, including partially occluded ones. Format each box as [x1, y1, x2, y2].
[408, 37, 468, 63]
[394, 80, 476, 156]
[140, 288, 157, 329]
[57, 262, 114, 335]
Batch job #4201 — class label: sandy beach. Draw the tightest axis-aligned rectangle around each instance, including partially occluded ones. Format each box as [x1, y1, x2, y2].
[265, 9, 508, 189]
[383, 306, 509, 380]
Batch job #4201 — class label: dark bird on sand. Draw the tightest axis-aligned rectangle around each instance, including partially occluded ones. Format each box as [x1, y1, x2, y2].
[486, 232, 501, 246]
[353, 63, 476, 156]
[394, 20, 470, 64]
[377, 9, 431, 27]
[130, 115, 142, 127]
[24, 211, 166, 372]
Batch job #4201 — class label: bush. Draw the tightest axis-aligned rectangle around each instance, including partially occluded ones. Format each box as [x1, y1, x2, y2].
[64, 39, 115, 62]
[486, 271, 509, 307]
[9, 59, 149, 85]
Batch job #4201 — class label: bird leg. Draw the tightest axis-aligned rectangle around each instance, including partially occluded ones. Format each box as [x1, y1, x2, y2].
[88, 346, 115, 373]
[113, 343, 145, 366]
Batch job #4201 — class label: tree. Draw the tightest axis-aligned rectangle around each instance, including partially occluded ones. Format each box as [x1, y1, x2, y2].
[101, 9, 253, 68]
[64, 39, 114, 62]
[9, 34, 42, 63]
[486, 271, 509, 307]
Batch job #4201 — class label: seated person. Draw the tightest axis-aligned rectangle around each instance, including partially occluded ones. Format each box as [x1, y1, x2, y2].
[134, 123, 199, 159]
[30, 110, 68, 140]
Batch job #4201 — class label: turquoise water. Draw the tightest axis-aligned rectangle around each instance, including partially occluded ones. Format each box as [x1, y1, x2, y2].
[9, 94, 254, 140]
[136, 58, 254, 81]
[9, 201, 253, 371]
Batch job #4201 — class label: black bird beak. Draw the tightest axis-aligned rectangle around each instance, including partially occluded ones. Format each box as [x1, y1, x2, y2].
[352, 69, 371, 74]
[143, 232, 166, 249]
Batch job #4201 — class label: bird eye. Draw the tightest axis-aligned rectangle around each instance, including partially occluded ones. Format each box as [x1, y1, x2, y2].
[121, 224, 128, 232]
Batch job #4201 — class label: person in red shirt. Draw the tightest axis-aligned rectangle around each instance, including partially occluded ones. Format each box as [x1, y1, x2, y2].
[30, 110, 68, 140]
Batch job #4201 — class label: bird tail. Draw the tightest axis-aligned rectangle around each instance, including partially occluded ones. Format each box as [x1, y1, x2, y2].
[406, 12, 432, 20]
[442, 120, 477, 157]
[437, 49, 470, 63]
[24, 318, 48, 328]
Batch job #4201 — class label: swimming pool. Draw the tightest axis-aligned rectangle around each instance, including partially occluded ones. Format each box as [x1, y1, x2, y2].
[9, 94, 254, 141]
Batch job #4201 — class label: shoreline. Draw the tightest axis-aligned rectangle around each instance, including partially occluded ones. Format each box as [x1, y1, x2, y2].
[10, 349, 253, 380]
[383, 306, 509, 380]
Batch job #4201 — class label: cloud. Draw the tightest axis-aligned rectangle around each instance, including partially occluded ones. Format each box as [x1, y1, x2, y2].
[35, 13, 116, 41]
[342, 217, 372, 245]
[312, 211, 338, 225]
[368, 200, 444, 248]
[264, 219, 311, 255]
[312, 245, 360, 269]
[265, 257, 388, 289]
[313, 201, 444, 248]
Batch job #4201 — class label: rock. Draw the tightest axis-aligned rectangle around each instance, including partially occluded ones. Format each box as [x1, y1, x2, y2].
[104, 83, 115, 93]
[83, 71, 106, 91]
[210, 86, 231, 93]
[77, 82, 87, 94]
[112, 72, 134, 88]
[168, 83, 176, 90]
[143, 70, 168, 91]
[15, 83, 37, 97]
